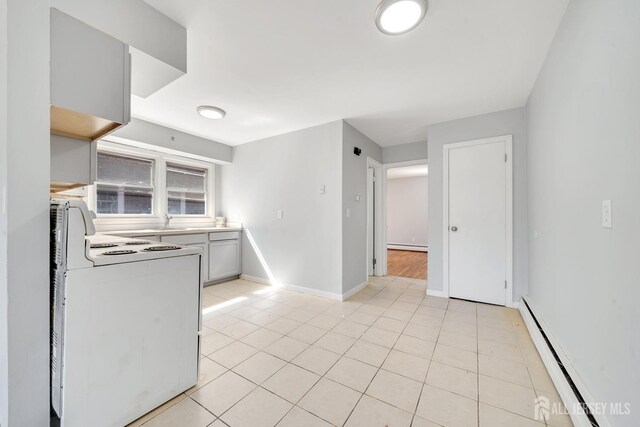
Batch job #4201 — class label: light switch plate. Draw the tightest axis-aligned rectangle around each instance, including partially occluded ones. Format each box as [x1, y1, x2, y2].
[320, 185, 326, 195]
[277, 210, 283, 220]
[602, 200, 612, 228]
[346, 208, 351, 218]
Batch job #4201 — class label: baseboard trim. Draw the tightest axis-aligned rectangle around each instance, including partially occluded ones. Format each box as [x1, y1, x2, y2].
[426, 288, 448, 298]
[341, 280, 369, 301]
[506, 300, 520, 309]
[387, 244, 428, 252]
[519, 299, 606, 427]
[240, 274, 343, 301]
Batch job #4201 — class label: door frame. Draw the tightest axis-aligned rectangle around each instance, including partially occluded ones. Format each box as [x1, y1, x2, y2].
[366, 157, 384, 277]
[442, 135, 514, 307]
[380, 158, 429, 277]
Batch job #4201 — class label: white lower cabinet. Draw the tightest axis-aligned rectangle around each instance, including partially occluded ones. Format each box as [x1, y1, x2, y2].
[208, 239, 241, 282]
[132, 230, 241, 285]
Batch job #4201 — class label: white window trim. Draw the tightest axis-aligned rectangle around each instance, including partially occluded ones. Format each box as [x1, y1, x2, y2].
[89, 140, 216, 230]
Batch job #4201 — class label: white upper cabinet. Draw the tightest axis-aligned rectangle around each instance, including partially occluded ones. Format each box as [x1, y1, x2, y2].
[50, 9, 131, 141]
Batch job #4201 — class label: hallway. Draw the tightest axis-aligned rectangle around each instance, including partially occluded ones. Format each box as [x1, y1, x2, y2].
[387, 250, 428, 280]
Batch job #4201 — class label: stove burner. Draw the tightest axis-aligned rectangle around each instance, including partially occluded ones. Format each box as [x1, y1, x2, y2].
[142, 245, 181, 252]
[102, 250, 137, 256]
[124, 241, 152, 246]
[90, 243, 119, 249]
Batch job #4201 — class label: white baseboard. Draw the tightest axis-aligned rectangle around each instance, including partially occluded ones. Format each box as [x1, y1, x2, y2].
[426, 288, 448, 298]
[519, 299, 607, 427]
[341, 280, 368, 301]
[240, 274, 343, 301]
[387, 244, 428, 252]
[506, 300, 520, 309]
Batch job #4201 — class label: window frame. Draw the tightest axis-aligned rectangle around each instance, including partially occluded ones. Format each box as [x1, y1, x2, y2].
[89, 140, 216, 228]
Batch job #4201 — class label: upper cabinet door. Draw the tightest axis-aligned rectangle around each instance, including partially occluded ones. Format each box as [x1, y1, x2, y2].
[50, 9, 131, 141]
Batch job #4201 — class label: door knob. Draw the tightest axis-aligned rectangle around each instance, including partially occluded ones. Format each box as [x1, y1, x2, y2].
[450, 226, 458, 232]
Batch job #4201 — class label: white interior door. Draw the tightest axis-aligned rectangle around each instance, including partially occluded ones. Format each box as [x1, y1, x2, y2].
[446, 137, 511, 305]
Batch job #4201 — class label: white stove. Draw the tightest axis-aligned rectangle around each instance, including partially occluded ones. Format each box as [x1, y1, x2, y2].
[86, 234, 200, 266]
[50, 200, 203, 427]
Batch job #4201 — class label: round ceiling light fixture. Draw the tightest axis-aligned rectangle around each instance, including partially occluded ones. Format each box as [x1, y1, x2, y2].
[375, 0, 427, 35]
[197, 105, 226, 120]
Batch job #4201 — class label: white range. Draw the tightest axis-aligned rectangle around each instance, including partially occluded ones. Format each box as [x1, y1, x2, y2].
[50, 199, 202, 427]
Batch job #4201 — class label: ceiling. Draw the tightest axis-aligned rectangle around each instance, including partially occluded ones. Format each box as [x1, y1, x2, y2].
[138, 0, 569, 147]
[387, 164, 429, 179]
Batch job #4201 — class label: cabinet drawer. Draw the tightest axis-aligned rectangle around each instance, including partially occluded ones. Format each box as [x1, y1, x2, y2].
[161, 233, 207, 245]
[209, 231, 241, 241]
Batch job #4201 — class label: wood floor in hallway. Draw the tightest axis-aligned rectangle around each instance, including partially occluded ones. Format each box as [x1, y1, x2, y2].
[386, 249, 427, 280]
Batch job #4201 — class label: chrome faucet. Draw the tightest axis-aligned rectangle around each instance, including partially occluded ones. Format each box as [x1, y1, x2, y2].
[163, 213, 173, 228]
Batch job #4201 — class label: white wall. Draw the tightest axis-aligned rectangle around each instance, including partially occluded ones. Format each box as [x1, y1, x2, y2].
[0, 0, 50, 425]
[342, 122, 382, 294]
[526, 1, 640, 425]
[382, 140, 428, 164]
[427, 108, 528, 302]
[387, 176, 428, 247]
[0, 0, 7, 421]
[221, 121, 344, 297]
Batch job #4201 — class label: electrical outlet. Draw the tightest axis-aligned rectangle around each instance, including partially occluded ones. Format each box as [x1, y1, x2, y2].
[602, 200, 612, 228]
[320, 185, 326, 195]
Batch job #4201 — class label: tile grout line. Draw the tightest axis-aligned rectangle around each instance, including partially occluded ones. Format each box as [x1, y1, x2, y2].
[204, 275, 402, 427]
[191, 278, 517, 427]
[342, 277, 431, 426]
[476, 302, 481, 426]
[410, 294, 449, 427]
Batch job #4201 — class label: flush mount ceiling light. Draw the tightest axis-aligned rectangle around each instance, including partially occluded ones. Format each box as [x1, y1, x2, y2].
[375, 0, 427, 35]
[197, 105, 226, 120]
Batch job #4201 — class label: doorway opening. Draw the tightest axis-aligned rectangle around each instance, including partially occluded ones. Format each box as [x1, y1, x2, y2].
[366, 158, 383, 278]
[384, 162, 429, 280]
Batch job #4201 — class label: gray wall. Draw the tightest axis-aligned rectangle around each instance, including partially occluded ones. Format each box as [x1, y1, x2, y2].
[0, 0, 50, 425]
[221, 121, 344, 297]
[382, 140, 428, 164]
[427, 108, 528, 302]
[112, 118, 233, 164]
[387, 176, 428, 247]
[526, 1, 640, 424]
[342, 122, 382, 294]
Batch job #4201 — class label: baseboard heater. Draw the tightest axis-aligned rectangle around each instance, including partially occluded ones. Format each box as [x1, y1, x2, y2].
[387, 244, 428, 252]
[520, 299, 601, 427]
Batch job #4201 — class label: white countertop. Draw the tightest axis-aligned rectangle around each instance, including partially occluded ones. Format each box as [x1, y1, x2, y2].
[105, 226, 242, 238]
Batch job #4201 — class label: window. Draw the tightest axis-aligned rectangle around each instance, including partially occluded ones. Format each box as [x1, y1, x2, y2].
[95, 152, 154, 215]
[166, 163, 207, 215]
[91, 141, 215, 222]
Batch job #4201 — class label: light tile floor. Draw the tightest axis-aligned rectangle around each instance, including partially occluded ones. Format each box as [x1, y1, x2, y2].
[128, 276, 574, 427]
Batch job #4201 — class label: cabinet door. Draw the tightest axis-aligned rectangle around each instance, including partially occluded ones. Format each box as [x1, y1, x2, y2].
[51, 9, 129, 124]
[50, 135, 96, 186]
[208, 240, 240, 282]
